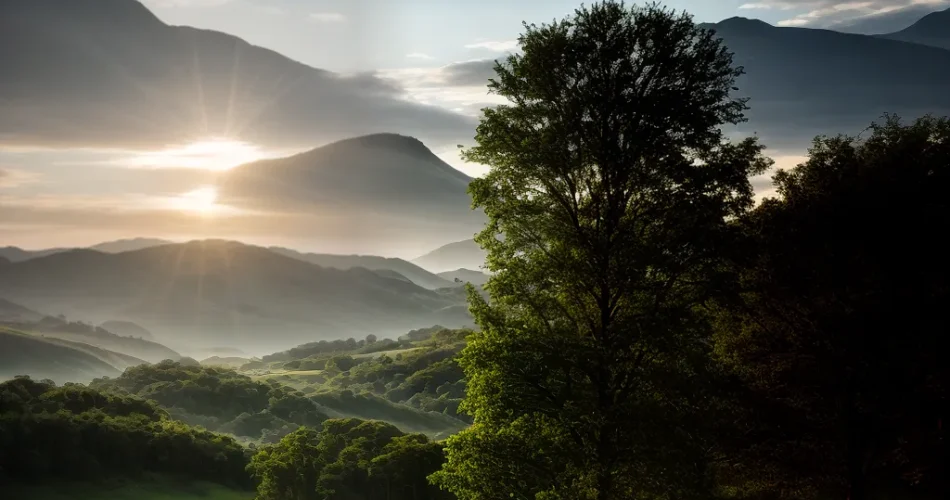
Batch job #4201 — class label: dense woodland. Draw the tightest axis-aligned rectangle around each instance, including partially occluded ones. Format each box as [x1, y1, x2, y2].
[2, 2, 949, 500]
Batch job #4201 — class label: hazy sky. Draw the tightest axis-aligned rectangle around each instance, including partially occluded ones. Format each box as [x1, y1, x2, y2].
[1, 0, 947, 254]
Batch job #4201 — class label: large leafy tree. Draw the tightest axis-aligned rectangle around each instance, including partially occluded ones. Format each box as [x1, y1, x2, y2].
[713, 115, 949, 500]
[430, 2, 771, 499]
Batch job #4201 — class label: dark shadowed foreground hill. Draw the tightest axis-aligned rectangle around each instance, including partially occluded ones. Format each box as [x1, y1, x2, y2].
[0, 240, 472, 353]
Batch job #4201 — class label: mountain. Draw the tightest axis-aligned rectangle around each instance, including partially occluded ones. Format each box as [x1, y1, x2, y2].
[827, 5, 943, 35]
[218, 133, 484, 249]
[0, 297, 44, 323]
[879, 7, 950, 50]
[0, 240, 472, 354]
[21, 317, 181, 363]
[37, 335, 147, 371]
[0, 0, 472, 151]
[438, 269, 490, 287]
[90, 238, 173, 253]
[269, 246, 456, 290]
[0, 327, 121, 382]
[99, 319, 155, 340]
[413, 239, 487, 273]
[0, 238, 170, 263]
[701, 17, 950, 151]
[0, 246, 67, 263]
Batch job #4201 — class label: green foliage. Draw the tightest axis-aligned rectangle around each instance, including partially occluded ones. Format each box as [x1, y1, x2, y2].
[0, 377, 251, 489]
[90, 361, 327, 442]
[711, 115, 950, 499]
[432, 2, 770, 499]
[249, 418, 450, 500]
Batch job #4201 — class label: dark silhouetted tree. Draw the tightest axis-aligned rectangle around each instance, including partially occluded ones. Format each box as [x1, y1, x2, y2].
[712, 115, 949, 500]
[431, 2, 771, 499]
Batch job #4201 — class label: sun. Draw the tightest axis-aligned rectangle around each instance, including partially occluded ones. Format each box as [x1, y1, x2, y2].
[172, 186, 220, 215]
[126, 137, 270, 171]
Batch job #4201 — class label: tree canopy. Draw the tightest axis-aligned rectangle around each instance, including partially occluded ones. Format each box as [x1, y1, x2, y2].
[712, 115, 949, 500]
[432, 2, 770, 499]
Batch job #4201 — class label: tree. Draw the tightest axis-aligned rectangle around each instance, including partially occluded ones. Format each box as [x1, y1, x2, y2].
[430, 2, 770, 499]
[712, 115, 949, 500]
[366, 334, 379, 344]
[248, 427, 322, 500]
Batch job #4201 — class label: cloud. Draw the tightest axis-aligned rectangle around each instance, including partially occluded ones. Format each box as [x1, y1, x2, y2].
[309, 12, 345, 23]
[406, 53, 434, 60]
[740, 0, 950, 28]
[438, 60, 499, 87]
[0, 168, 40, 188]
[464, 40, 519, 52]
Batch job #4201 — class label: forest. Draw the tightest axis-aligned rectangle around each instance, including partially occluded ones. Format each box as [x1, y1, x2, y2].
[1, 2, 948, 500]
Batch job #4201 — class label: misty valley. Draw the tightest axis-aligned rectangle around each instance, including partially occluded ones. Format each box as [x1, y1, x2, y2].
[2, 1, 949, 500]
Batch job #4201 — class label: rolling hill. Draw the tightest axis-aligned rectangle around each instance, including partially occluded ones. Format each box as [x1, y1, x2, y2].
[0, 327, 121, 382]
[438, 269, 490, 287]
[269, 246, 456, 290]
[0, 240, 472, 354]
[100, 319, 155, 340]
[413, 239, 487, 273]
[0, 297, 44, 322]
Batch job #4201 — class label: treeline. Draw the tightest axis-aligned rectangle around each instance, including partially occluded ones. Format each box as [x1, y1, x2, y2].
[90, 360, 328, 442]
[0, 377, 251, 488]
[273, 327, 471, 425]
[249, 418, 452, 500]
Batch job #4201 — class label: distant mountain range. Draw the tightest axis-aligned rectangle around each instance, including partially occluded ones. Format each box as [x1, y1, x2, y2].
[1, 236, 472, 290]
[0, 0, 473, 150]
[412, 239, 487, 273]
[878, 7, 950, 49]
[0, 240, 474, 354]
[698, 10, 950, 150]
[267, 246, 456, 290]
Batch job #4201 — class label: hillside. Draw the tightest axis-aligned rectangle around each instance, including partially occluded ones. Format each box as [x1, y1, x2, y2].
[0, 0, 473, 151]
[880, 7, 950, 50]
[438, 268, 490, 287]
[0, 240, 472, 353]
[269, 246, 455, 290]
[100, 319, 154, 340]
[0, 246, 66, 263]
[218, 134, 485, 249]
[7, 315, 181, 363]
[413, 239, 487, 273]
[39, 335, 147, 371]
[90, 237, 173, 253]
[0, 328, 121, 382]
[0, 297, 44, 322]
[698, 17, 950, 151]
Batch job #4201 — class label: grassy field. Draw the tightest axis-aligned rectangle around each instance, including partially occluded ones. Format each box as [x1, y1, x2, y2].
[5, 476, 253, 500]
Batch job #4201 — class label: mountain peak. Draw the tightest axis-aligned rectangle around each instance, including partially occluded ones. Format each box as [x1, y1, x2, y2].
[322, 133, 433, 157]
[898, 7, 950, 36]
[713, 17, 773, 32]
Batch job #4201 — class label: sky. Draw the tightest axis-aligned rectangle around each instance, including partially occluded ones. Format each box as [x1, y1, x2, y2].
[1, 0, 948, 254]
